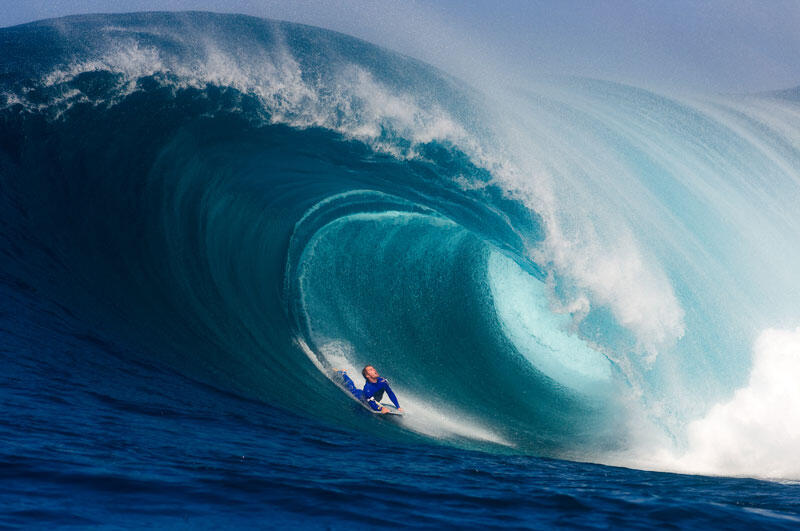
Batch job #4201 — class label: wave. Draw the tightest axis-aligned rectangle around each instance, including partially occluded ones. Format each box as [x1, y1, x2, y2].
[3, 12, 800, 478]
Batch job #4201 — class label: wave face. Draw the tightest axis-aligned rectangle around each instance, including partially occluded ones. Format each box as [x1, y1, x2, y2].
[3, 12, 800, 478]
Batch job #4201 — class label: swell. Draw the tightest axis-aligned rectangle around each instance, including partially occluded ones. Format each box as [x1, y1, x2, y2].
[0, 12, 626, 457]
[0, 84, 619, 454]
[6, 12, 800, 475]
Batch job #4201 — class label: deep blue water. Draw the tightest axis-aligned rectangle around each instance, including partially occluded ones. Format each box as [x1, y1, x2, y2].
[4, 281, 800, 529]
[2, 12, 800, 528]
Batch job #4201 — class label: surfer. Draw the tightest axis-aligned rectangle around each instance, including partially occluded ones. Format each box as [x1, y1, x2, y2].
[336, 365, 402, 414]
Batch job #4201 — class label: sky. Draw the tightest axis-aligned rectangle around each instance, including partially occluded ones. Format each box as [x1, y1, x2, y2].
[1, 0, 800, 94]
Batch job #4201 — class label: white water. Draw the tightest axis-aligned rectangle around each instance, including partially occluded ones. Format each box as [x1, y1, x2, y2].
[668, 327, 800, 479]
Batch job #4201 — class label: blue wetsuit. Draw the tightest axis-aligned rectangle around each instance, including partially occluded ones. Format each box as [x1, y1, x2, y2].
[337, 371, 400, 412]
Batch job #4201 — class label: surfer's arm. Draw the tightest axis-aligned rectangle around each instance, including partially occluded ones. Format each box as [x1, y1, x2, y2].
[365, 397, 385, 412]
[380, 379, 400, 409]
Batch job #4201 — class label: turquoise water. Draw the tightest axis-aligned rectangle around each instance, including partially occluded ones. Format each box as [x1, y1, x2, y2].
[2, 12, 800, 527]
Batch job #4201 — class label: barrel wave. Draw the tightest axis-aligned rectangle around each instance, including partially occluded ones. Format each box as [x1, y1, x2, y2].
[3, 11, 800, 482]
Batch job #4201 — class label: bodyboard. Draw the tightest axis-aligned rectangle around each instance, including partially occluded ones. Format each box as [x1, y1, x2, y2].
[330, 370, 403, 416]
[369, 402, 403, 415]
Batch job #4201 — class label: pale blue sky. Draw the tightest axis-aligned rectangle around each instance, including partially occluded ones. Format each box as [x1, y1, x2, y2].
[2, 0, 799, 93]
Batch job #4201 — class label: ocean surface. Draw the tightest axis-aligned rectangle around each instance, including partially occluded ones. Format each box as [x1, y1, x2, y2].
[2, 12, 800, 528]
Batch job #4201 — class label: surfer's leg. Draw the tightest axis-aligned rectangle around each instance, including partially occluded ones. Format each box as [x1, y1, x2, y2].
[336, 370, 361, 398]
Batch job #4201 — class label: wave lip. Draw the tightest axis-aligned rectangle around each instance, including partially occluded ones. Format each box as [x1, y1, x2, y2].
[1, 11, 484, 163]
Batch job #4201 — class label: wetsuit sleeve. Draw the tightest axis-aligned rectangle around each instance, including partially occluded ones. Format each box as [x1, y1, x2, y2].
[365, 397, 383, 411]
[380, 379, 400, 408]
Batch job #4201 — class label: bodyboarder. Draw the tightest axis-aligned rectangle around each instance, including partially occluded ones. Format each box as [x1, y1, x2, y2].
[335, 365, 402, 414]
